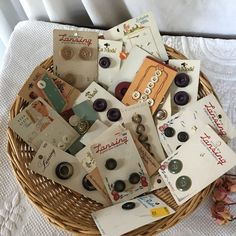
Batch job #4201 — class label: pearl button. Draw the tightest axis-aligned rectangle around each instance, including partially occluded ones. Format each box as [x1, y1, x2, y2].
[151, 76, 158, 83]
[37, 80, 46, 89]
[132, 91, 141, 100]
[144, 88, 151, 95]
[147, 82, 154, 89]
[147, 98, 154, 107]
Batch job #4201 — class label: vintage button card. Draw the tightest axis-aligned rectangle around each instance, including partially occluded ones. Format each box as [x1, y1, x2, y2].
[159, 125, 236, 205]
[8, 98, 79, 151]
[29, 142, 108, 205]
[169, 60, 200, 113]
[53, 29, 98, 91]
[74, 82, 126, 126]
[18, 66, 80, 113]
[104, 11, 168, 61]
[122, 57, 177, 114]
[98, 39, 122, 88]
[90, 129, 150, 203]
[92, 193, 175, 236]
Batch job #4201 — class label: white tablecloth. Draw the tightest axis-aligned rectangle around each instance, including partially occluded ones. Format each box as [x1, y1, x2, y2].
[1, 20, 236, 236]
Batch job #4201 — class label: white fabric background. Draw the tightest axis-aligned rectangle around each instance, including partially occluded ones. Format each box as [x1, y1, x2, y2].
[0, 20, 236, 236]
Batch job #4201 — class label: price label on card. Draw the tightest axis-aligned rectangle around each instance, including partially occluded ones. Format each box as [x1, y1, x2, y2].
[150, 207, 169, 217]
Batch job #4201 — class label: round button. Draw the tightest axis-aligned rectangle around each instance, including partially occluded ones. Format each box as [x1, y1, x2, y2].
[176, 176, 192, 191]
[147, 82, 154, 89]
[62, 135, 71, 143]
[138, 134, 148, 143]
[37, 80, 46, 89]
[93, 98, 107, 112]
[61, 46, 74, 60]
[174, 91, 190, 106]
[168, 159, 183, 174]
[57, 142, 66, 150]
[132, 114, 142, 124]
[82, 175, 96, 191]
[56, 162, 74, 180]
[151, 76, 158, 83]
[122, 202, 136, 210]
[136, 124, 145, 134]
[141, 94, 148, 101]
[177, 132, 189, 142]
[155, 70, 162, 77]
[107, 108, 121, 122]
[132, 91, 141, 100]
[147, 98, 154, 107]
[115, 82, 131, 100]
[156, 109, 167, 120]
[64, 73, 76, 85]
[69, 115, 80, 127]
[164, 127, 175, 137]
[79, 47, 93, 60]
[114, 180, 126, 192]
[99, 57, 111, 68]
[144, 88, 151, 95]
[105, 158, 117, 170]
[129, 173, 140, 184]
[77, 120, 90, 135]
[174, 73, 190, 87]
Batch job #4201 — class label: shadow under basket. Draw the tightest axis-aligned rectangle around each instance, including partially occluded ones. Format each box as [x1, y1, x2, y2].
[7, 45, 216, 236]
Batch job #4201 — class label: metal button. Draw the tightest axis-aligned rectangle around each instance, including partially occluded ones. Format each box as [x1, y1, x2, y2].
[77, 120, 90, 135]
[129, 172, 140, 184]
[69, 115, 79, 127]
[174, 91, 190, 106]
[37, 80, 46, 89]
[82, 175, 96, 191]
[176, 176, 192, 191]
[147, 98, 154, 107]
[114, 180, 126, 192]
[138, 134, 148, 143]
[151, 76, 158, 83]
[164, 127, 175, 137]
[174, 73, 190, 87]
[132, 114, 142, 124]
[93, 98, 107, 112]
[56, 162, 74, 180]
[144, 88, 151, 95]
[177, 131, 189, 142]
[147, 82, 154, 89]
[141, 94, 148, 101]
[136, 124, 145, 134]
[61, 46, 74, 60]
[99, 56, 111, 68]
[168, 159, 183, 174]
[107, 108, 121, 122]
[156, 109, 167, 120]
[132, 91, 141, 100]
[122, 202, 136, 210]
[105, 158, 117, 170]
[57, 142, 66, 150]
[62, 135, 71, 144]
[79, 47, 93, 60]
[115, 82, 131, 100]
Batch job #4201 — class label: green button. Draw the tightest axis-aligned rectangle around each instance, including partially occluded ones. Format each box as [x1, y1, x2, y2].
[176, 176, 192, 191]
[168, 159, 183, 174]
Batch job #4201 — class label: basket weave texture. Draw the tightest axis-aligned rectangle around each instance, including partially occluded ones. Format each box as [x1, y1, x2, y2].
[7, 45, 216, 236]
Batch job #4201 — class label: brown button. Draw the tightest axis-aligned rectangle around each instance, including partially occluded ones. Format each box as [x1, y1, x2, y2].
[79, 47, 93, 60]
[61, 46, 74, 60]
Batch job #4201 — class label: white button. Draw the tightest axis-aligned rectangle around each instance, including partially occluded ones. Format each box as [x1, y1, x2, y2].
[37, 80, 46, 89]
[57, 142, 66, 150]
[144, 88, 151, 95]
[132, 91, 141, 100]
[151, 76, 158, 83]
[141, 94, 148, 101]
[69, 115, 79, 127]
[147, 82, 154, 89]
[147, 98, 154, 107]
[155, 70, 162, 77]
[62, 135, 71, 143]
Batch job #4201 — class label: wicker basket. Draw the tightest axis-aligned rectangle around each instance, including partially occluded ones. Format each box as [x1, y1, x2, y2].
[7, 45, 216, 236]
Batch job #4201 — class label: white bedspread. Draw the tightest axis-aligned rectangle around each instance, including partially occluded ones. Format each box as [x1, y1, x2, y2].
[0, 21, 236, 236]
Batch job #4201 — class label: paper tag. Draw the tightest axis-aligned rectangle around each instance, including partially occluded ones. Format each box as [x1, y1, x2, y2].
[159, 125, 236, 205]
[150, 207, 169, 217]
[29, 142, 108, 205]
[98, 39, 122, 88]
[122, 57, 177, 114]
[8, 98, 79, 151]
[92, 193, 175, 236]
[18, 66, 80, 113]
[104, 12, 168, 61]
[91, 129, 150, 203]
[169, 60, 200, 113]
[53, 30, 98, 91]
[74, 82, 126, 126]
[122, 102, 165, 161]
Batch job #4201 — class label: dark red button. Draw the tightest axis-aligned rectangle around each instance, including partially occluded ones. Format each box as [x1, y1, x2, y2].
[93, 98, 107, 112]
[174, 73, 190, 87]
[107, 108, 121, 122]
[174, 91, 190, 106]
[99, 57, 111, 68]
[115, 82, 131, 100]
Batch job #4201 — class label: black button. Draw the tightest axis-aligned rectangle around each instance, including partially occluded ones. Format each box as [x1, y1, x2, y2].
[105, 158, 117, 170]
[99, 57, 111, 68]
[176, 176, 192, 191]
[114, 180, 126, 192]
[107, 108, 121, 122]
[177, 131, 189, 142]
[82, 175, 96, 191]
[129, 173, 140, 184]
[93, 98, 107, 112]
[174, 91, 190, 106]
[168, 159, 183, 174]
[55, 162, 74, 180]
[174, 73, 190, 87]
[164, 127, 175, 137]
[122, 202, 136, 210]
[115, 82, 131, 100]
[136, 124, 145, 134]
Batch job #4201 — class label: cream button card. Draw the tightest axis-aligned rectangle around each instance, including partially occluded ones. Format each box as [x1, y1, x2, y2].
[159, 125, 236, 205]
[92, 193, 175, 236]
